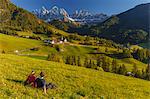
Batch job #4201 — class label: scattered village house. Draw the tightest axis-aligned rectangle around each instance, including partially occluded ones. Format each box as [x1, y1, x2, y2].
[44, 37, 67, 44]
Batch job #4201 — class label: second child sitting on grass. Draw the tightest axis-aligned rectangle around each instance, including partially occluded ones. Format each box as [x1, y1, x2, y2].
[34, 72, 57, 94]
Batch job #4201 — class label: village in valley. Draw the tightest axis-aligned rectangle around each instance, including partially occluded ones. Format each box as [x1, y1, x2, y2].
[44, 36, 68, 45]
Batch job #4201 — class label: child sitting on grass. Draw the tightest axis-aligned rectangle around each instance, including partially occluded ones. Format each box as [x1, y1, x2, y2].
[24, 71, 36, 87]
[24, 71, 57, 94]
[34, 72, 57, 94]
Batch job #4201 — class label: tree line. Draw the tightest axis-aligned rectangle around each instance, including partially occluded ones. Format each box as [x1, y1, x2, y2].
[47, 53, 150, 81]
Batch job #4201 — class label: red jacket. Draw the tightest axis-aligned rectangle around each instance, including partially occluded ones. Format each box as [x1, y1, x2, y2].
[25, 74, 36, 87]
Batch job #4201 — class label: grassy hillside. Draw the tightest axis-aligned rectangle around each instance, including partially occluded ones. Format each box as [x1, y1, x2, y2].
[0, 34, 41, 52]
[0, 54, 150, 98]
[0, 34, 147, 71]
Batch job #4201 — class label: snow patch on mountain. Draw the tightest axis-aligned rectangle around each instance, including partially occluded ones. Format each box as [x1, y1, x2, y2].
[33, 6, 109, 24]
[72, 10, 108, 24]
[33, 6, 74, 22]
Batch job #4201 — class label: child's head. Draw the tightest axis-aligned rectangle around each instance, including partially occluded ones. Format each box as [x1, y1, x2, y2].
[31, 71, 35, 75]
[40, 72, 45, 77]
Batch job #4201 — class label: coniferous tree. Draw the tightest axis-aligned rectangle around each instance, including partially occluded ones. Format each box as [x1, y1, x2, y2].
[117, 64, 127, 75]
[135, 70, 142, 78]
[97, 57, 102, 67]
[84, 57, 89, 67]
[145, 63, 150, 80]
[72, 56, 76, 65]
[97, 58, 100, 67]
[106, 62, 110, 72]
[92, 61, 97, 69]
[132, 63, 138, 75]
[102, 57, 110, 72]
[87, 59, 92, 68]
[132, 63, 143, 78]
[112, 59, 118, 73]
[70, 56, 74, 65]
[121, 64, 127, 75]
[69, 56, 72, 65]
[117, 66, 122, 74]
[102, 57, 107, 71]
[66, 56, 71, 64]
[65, 56, 68, 64]
[77, 56, 81, 66]
[141, 69, 146, 79]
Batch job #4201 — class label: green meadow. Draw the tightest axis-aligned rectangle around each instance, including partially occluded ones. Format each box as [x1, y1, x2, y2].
[0, 54, 150, 98]
[0, 33, 147, 71]
[0, 34, 41, 52]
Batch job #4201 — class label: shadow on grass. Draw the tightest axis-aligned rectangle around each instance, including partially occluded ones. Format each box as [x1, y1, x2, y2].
[6, 78, 24, 84]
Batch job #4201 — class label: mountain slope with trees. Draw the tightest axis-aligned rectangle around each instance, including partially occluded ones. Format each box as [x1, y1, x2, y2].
[97, 3, 149, 44]
[70, 3, 149, 45]
[0, 0, 58, 36]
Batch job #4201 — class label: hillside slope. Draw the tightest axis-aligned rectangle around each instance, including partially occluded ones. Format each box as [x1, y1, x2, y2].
[0, 0, 71, 37]
[117, 3, 149, 32]
[71, 3, 149, 45]
[0, 34, 147, 70]
[98, 3, 149, 44]
[0, 34, 41, 52]
[0, 54, 150, 98]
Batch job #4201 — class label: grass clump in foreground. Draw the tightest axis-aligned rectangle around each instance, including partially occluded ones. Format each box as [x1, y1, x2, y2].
[0, 54, 150, 98]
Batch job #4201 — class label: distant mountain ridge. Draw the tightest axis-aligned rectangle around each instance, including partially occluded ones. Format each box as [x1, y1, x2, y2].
[68, 3, 149, 44]
[33, 6, 75, 23]
[32, 6, 109, 24]
[71, 10, 108, 24]
[99, 3, 149, 44]
[115, 3, 149, 32]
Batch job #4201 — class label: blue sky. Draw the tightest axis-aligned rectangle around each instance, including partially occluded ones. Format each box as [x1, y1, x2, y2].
[11, 0, 150, 15]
